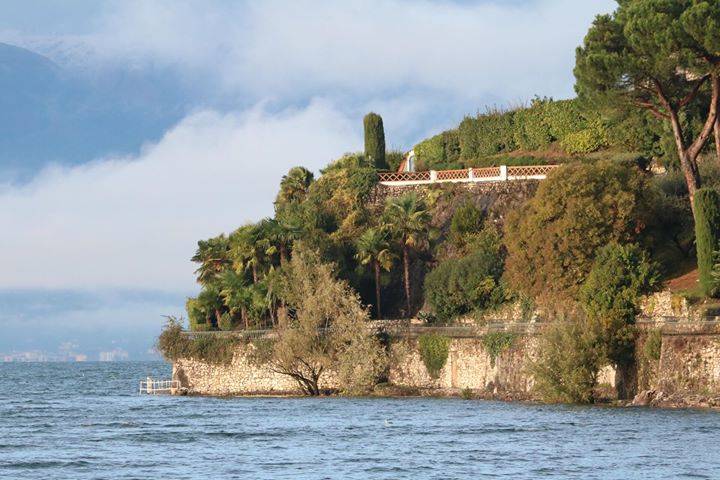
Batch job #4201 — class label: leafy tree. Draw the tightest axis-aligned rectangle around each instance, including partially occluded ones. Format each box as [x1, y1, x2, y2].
[364, 112, 388, 170]
[580, 243, 660, 399]
[694, 188, 720, 295]
[355, 228, 395, 319]
[383, 193, 432, 315]
[268, 247, 386, 395]
[504, 160, 655, 301]
[191, 235, 231, 286]
[574, 0, 720, 211]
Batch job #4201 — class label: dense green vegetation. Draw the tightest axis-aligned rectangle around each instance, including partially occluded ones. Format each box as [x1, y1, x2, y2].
[694, 188, 720, 295]
[158, 0, 720, 400]
[417, 333, 451, 379]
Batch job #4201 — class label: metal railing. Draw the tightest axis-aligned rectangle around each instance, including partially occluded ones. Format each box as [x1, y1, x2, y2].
[377, 164, 559, 186]
[139, 378, 180, 394]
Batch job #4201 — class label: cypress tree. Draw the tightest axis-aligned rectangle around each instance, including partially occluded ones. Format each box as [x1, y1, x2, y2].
[694, 188, 720, 296]
[363, 112, 388, 170]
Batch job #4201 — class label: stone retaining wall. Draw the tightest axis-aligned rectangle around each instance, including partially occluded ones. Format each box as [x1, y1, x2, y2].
[173, 336, 538, 396]
[173, 327, 720, 403]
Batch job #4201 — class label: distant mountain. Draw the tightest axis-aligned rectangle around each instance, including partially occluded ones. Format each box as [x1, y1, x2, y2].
[0, 42, 187, 180]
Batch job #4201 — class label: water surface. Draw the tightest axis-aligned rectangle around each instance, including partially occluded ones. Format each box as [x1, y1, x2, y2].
[1, 362, 718, 479]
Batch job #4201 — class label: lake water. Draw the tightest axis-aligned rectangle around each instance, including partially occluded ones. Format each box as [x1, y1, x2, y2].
[1, 361, 719, 479]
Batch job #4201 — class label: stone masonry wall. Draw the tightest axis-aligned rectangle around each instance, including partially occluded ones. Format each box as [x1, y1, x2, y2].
[173, 336, 538, 397]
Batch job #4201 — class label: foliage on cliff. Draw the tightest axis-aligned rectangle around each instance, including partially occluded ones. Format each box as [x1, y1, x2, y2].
[504, 160, 656, 301]
[418, 333, 451, 379]
[157, 316, 239, 365]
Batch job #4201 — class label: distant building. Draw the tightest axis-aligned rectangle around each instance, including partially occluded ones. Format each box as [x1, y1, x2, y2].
[99, 349, 129, 362]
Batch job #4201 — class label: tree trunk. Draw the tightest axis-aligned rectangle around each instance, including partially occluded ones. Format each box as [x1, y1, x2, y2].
[241, 306, 248, 330]
[251, 263, 258, 283]
[374, 260, 382, 319]
[668, 108, 701, 209]
[279, 244, 288, 267]
[615, 361, 637, 401]
[402, 245, 411, 316]
[214, 309, 223, 330]
[656, 74, 719, 214]
[715, 117, 720, 166]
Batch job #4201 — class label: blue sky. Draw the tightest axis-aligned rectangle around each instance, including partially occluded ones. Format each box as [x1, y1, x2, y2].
[0, 0, 616, 359]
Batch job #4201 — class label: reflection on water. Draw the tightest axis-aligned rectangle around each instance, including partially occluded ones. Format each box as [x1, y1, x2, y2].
[0, 362, 718, 479]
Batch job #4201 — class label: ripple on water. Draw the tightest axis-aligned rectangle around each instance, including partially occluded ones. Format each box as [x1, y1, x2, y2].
[1, 362, 719, 480]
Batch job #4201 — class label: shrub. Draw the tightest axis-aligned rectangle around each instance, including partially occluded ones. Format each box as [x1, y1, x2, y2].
[156, 316, 240, 365]
[481, 332, 516, 367]
[504, 159, 655, 301]
[694, 188, 720, 296]
[461, 387, 474, 400]
[424, 237, 505, 321]
[156, 316, 192, 361]
[512, 103, 551, 151]
[418, 334, 451, 378]
[385, 150, 405, 172]
[459, 110, 515, 159]
[580, 243, 659, 366]
[530, 317, 605, 404]
[543, 98, 588, 140]
[466, 155, 551, 168]
[414, 133, 445, 170]
[449, 202, 484, 244]
[559, 121, 608, 154]
[643, 329, 662, 362]
[414, 130, 463, 171]
[364, 112, 387, 170]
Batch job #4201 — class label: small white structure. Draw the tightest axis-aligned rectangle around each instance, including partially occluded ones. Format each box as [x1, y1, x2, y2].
[139, 377, 181, 395]
[398, 150, 416, 173]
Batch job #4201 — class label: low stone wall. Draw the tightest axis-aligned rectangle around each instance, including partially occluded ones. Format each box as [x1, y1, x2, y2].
[173, 325, 720, 404]
[173, 335, 538, 397]
[173, 345, 338, 395]
[388, 336, 536, 395]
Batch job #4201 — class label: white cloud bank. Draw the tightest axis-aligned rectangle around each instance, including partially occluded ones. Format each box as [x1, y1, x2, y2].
[86, 0, 614, 102]
[0, 0, 617, 293]
[0, 101, 359, 291]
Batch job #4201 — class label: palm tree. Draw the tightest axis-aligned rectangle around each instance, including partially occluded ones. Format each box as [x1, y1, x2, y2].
[191, 235, 231, 286]
[276, 166, 314, 207]
[219, 270, 252, 329]
[383, 193, 432, 315]
[230, 225, 267, 283]
[355, 228, 394, 318]
[259, 217, 300, 267]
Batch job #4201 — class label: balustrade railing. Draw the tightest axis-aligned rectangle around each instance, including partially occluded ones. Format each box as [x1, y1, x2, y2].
[378, 164, 558, 185]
